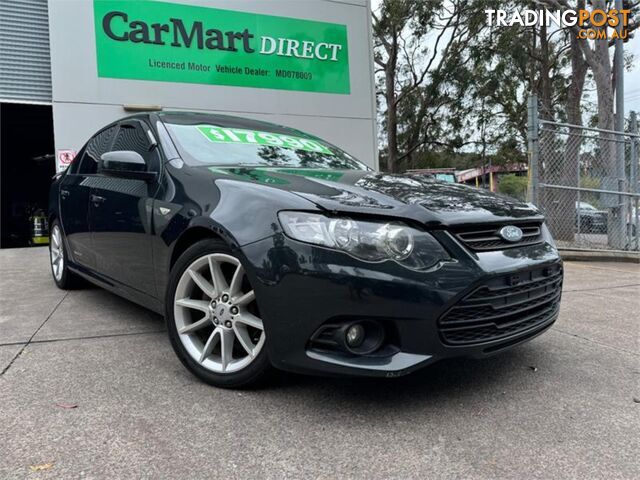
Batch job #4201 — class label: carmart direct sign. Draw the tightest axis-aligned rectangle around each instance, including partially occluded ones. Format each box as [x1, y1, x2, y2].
[93, 0, 350, 94]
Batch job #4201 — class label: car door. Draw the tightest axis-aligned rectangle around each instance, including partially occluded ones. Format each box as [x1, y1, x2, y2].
[89, 120, 161, 297]
[59, 125, 118, 269]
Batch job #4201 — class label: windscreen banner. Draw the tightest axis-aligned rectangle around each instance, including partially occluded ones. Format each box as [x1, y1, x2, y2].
[93, 0, 351, 94]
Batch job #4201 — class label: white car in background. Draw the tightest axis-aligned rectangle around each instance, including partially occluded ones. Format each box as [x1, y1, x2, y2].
[575, 202, 607, 233]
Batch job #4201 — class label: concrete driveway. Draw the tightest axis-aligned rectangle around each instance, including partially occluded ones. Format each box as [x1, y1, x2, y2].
[1, 247, 638, 479]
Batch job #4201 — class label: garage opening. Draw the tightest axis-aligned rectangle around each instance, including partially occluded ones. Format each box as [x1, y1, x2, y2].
[0, 103, 55, 248]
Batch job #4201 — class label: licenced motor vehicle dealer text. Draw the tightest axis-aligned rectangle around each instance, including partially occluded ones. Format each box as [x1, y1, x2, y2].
[146, 59, 313, 81]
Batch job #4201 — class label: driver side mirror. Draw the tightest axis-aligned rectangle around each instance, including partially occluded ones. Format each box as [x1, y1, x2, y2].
[99, 151, 157, 182]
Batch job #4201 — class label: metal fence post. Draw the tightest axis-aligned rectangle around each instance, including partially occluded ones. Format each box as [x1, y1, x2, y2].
[527, 95, 539, 206]
[631, 112, 638, 194]
[631, 112, 639, 250]
[612, 0, 626, 249]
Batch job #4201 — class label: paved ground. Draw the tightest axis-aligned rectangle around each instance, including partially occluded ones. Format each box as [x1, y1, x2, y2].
[1, 247, 638, 479]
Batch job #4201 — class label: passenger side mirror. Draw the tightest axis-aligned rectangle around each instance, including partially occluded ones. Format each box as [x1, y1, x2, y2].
[99, 151, 157, 182]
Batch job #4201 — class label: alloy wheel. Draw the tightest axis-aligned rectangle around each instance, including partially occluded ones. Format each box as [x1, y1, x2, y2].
[174, 253, 265, 374]
[50, 225, 64, 282]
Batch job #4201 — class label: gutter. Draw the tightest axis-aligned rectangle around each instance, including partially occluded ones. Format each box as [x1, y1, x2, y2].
[559, 248, 640, 264]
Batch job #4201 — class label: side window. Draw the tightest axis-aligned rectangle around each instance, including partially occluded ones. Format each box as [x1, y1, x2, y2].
[111, 122, 160, 173]
[78, 126, 117, 175]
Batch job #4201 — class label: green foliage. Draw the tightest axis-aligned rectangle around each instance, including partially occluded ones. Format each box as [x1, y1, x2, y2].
[498, 174, 528, 201]
[579, 176, 602, 207]
[580, 176, 600, 189]
[493, 138, 527, 165]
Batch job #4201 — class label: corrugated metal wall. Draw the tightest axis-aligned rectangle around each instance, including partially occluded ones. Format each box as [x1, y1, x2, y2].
[0, 0, 52, 104]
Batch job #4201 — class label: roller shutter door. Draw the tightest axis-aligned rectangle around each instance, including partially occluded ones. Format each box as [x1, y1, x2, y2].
[0, 0, 52, 104]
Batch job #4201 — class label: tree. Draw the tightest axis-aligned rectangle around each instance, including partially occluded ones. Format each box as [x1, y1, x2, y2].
[372, 0, 484, 173]
[468, 1, 573, 144]
[540, 0, 639, 173]
[370, 0, 638, 185]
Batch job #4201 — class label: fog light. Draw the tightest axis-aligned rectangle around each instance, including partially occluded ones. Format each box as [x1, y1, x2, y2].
[342, 320, 385, 355]
[345, 323, 365, 347]
[310, 321, 386, 356]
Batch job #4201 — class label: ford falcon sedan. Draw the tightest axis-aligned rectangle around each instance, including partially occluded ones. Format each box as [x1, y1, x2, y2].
[49, 112, 562, 388]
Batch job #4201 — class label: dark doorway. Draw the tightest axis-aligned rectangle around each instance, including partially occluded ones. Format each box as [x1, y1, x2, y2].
[1, 103, 55, 248]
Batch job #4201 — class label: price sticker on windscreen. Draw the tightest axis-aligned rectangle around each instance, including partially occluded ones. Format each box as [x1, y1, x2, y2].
[197, 126, 334, 155]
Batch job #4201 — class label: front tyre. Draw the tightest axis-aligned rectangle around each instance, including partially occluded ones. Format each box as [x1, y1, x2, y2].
[166, 239, 270, 388]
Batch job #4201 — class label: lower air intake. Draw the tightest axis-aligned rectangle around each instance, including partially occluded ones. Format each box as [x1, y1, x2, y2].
[438, 263, 562, 346]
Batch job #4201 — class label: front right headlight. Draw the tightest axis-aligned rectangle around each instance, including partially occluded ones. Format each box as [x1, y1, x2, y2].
[278, 211, 451, 271]
[541, 222, 557, 248]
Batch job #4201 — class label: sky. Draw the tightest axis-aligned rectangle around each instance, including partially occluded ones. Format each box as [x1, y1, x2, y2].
[369, 0, 640, 116]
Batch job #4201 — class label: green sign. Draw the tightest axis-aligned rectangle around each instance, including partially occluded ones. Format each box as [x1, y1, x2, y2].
[197, 126, 334, 155]
[93, 0, 350, 94]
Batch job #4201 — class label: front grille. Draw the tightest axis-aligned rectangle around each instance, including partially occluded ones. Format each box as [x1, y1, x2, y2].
[453, 222, 543, 251]
[439, 264, 562, 346]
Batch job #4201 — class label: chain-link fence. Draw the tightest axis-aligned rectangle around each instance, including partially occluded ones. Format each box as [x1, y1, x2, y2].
[528, 96, 640, 252]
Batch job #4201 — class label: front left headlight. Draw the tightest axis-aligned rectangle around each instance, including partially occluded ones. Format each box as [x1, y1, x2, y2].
[278, 211, 451, 271]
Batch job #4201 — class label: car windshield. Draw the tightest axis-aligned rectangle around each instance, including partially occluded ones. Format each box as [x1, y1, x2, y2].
[163, 121, 369, 171]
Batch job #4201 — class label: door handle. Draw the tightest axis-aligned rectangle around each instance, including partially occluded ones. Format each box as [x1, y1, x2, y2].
[91, 194, 106, 205]
[60, 189, 70, 199]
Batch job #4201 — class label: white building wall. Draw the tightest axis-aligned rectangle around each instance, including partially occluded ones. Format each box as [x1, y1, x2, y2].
[47, 0, 377, 168]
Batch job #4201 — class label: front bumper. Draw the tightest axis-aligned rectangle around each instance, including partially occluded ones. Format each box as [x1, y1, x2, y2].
[239, 230, 562, 377]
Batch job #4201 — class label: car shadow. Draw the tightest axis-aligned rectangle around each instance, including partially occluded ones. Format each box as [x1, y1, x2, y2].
[82, 286, 544, 409]
[260, 344, 542, 412]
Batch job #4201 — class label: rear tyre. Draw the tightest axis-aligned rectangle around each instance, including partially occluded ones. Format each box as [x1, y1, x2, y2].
[49, 221, 83, 290]
[166, 239, 270, 388]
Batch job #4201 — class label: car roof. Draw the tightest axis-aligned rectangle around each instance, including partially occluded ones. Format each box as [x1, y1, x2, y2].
[157, 111, 313, 138]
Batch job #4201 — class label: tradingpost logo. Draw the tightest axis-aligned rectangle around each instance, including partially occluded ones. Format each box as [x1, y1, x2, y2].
[93, 0, 350, 94]
[485, 7, 631, 40]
